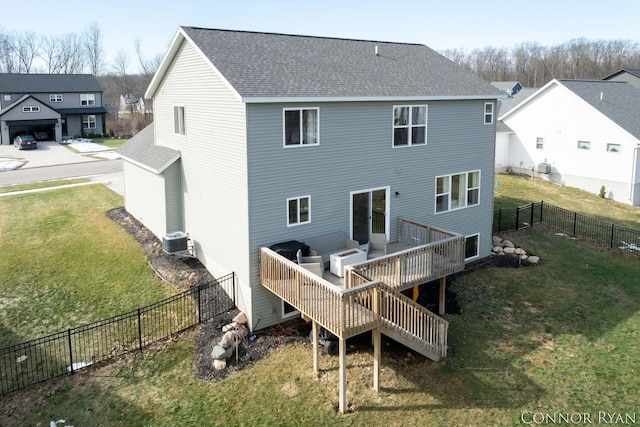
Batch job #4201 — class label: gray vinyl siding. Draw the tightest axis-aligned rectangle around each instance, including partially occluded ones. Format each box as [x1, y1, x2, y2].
[164, 160, 184, 233]
[152, 40, 252, 319]
[246, 100, 496, 326]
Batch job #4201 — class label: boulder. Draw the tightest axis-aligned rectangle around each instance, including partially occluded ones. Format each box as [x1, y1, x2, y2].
[514, 248, 527, 255]
[213, 359, 227, 370]
[528, 256, 541, 264]
[503, 247, 516, 254]
[233, 312, 248, 324]
[520, 254, 528, 261]
[211, 345, 227, 360]
[492, 246, 504, 253]
[503, 240, 515, 248]
[222, 321, 239, 333]
[492, 236, 503, 244]
[219, 331, 237, 349]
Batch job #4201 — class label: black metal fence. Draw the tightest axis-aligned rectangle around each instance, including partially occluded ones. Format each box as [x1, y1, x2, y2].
[0, 273, 236, 396]
[494, 201, 640, 253]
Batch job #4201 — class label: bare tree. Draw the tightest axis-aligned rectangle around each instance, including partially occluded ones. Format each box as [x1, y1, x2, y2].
[83, 22, 106, 77]
[13, 31, 39, 73]
[0, 31, 18, 73]
[134, 37, 162, 86]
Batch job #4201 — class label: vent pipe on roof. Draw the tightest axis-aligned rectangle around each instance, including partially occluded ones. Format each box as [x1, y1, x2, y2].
[375, 45, 379, 56]
[600, 91, 604, 101]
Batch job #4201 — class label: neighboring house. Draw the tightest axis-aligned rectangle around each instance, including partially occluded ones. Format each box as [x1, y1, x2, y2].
[603, 68, 640, 89]
[0, 74, 107, 144]
[117, 26, 504, 336]
[491, 81, 523, 96]
[498, 79, 640, 205]
[118, 93, 153, 116]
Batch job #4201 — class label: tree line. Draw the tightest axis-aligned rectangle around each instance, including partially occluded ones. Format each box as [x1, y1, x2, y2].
[441, 38, 640, 88]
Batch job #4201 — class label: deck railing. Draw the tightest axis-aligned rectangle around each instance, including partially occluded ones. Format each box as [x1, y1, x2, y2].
[260, 248, 380, 339]
[347, 219, 465, 291]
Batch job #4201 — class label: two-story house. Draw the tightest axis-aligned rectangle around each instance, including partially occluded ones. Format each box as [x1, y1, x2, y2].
[0, 74, 107, 144]
[118, 27, 504, 412]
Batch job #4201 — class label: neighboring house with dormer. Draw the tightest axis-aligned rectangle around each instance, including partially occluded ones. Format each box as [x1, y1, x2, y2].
[0, 74, 107, 144]
[497, 79, 640, 206]
[117, 27, 504, 341]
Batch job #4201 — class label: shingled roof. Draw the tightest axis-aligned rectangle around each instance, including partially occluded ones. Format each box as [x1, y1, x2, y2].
[0, 74, 102, 93]
[116, 124, 180, 173]
[148, 27, 503, 101]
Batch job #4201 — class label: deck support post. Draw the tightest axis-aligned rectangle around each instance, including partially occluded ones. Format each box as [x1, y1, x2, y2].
[439, 276, 446, 315]
[312, 321, 319, 374]
[372, 327, 381, 392]
[338, 337, 347, 414]
[412, 285, 419, 302]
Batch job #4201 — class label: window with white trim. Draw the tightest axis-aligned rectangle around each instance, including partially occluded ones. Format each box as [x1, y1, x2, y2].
[282, 300, 299, 318]
[536, 137, 544, 149]
[174, 106, 185, 135]
[393, 105, 426, 146]
[3, 95, 10, 101]
[465, 234, 479, 260]
[484, 102, 494, 124]
[50, 94, 63, 102]
[435, 171, 480, 213]
[607, 143, 620, 153]
[577, 140, 591, 150]
[22, 106, 40, 112]
[287, 195, 310, 226]
[80, 94, 95, 106]
[284, 108, 318, 146]
[82, 115, 96, 129]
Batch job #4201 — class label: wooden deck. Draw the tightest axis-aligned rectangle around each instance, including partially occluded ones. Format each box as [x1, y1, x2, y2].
[259, 218, 465, 414]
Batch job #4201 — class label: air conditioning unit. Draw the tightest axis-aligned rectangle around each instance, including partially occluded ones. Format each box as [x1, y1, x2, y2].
[162, 231, 188, 254]
[538, 163, 551, 174]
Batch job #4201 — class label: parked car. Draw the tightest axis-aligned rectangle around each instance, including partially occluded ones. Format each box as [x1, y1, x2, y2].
[14, 135, 37, 150]
[33, 131, 49, 141]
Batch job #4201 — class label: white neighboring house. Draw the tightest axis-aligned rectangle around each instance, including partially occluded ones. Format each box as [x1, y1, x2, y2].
[497, 79, 640, 206]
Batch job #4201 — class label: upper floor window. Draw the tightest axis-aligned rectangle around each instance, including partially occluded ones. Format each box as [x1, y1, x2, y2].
[174, 106, 185, 135]
[3, 95, 10, 101]
[607, 143, 620, 153]
[287, 195, 310, 226]
[284, 108, 318, 146]
[82, 115, 96, 129]
[393, 105, 426, 146]
[50, 94, 63, 102]
[436, 170, 480, 213]
[484, 102, 494, 124]
[536, 137, 544, 149]
[577, 140, 591, 150]
[22, 106, 40, 112]
[80, 94, 95, 106]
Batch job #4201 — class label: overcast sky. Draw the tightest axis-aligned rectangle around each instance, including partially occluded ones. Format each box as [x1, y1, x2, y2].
[3, 0, 639, 73]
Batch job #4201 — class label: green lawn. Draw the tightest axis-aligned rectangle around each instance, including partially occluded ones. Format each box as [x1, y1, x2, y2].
[0, 178, 639, 426]
[91, 137, 130, 149]
[0, 185, 176, 347]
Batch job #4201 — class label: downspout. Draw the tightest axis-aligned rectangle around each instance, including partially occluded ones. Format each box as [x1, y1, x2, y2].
[631, 145, 640, 204]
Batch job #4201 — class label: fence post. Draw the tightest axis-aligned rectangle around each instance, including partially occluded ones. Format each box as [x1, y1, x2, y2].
[573, 212, 578, 236]
[530, 202, 535, 227]
[137, 308, 143, 351]
[197, 283, 202, 324]
[610, 224, 615, 248]
[539, 201, 544, 224]
[515, 207, 520, 230]
[67, 329, 74, 374]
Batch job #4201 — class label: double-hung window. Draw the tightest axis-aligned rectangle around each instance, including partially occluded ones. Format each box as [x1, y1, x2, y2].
[484, 102, 494, 124]
[50, 94, 63, 102]
[435, 171, 480, 213]
[393, 105, 426, 146]
[80, 94, 95, 106]
[174, 106, 186, 135]
[82, 115, 96, 129]
[284, 108, 318, 146]
[287, 196, 310, 226]
[536, 137, 544, 149]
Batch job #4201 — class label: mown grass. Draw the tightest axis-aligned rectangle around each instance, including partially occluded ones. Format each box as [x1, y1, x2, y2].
[0, 185, 177, 347]
[92, 137, 130, 149]
[494, 173, 640, 230]
[1, 178, 639, 426]
[0, 178, 90, 194]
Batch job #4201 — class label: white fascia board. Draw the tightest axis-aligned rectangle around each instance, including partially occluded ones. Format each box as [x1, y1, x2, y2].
[120, 152, 181, 175]
[242, 94, 507, 104]
[498, 79, 558, 121]
[145, 29, 185, 99]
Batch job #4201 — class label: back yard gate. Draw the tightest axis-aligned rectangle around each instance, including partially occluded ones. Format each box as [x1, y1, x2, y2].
[0, 273, 235, 396]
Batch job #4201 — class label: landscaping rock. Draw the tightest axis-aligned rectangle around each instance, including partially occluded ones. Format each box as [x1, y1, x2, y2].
[503, 240, 515, 248]
[213, 359, 227, 370]
[528, 256, 540, 264]
[492, 246, 504, 253]
[492, 236, 503, 244]
[503, 247, 516, 254]
[514, 248, 527, 255]
[210, 345, 227, 360]
[233, 312, 248, 324]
